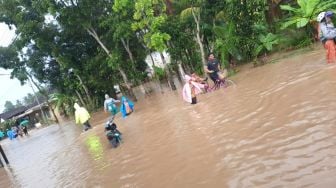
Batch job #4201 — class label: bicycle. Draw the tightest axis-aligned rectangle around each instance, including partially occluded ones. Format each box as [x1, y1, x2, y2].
[205, 77, 236, 92]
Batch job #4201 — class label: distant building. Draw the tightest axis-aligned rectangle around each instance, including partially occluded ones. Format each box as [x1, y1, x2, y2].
[144, 51, 185, 79]
[0, 101, 53, 126]
[145, 51, 171, 75]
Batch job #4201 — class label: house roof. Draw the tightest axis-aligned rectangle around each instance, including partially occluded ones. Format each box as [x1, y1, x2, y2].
[0, 101, 43, 120]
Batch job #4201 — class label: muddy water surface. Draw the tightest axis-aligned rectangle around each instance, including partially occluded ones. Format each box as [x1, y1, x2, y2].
[1, 48, 336, 187]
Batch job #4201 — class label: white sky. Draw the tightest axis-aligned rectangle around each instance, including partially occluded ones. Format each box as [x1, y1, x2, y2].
[0, 23, 35, 112]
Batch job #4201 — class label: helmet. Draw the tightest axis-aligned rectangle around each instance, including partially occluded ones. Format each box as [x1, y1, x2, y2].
[325, 11, 334, 18]
[105, 117, 115, 127]
[317, 12, 326, 22]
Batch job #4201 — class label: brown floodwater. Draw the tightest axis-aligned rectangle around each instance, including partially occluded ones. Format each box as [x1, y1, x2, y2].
[1, 47, 336, 188]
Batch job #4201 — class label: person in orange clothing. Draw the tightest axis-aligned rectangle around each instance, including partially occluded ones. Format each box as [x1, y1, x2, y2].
[317, 11, 336, 64]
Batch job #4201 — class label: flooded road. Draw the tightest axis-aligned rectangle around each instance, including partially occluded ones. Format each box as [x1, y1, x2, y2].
[1, 47, 336, 187]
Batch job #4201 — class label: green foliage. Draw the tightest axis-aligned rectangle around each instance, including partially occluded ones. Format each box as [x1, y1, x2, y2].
[214, 22, 242, 68]
[132, 0, 171, 52]
[216, 0, 268, 61]
[152, 66, 166, 81]
[149, 32, 171, 52]
[254, 33, 280, 57]
[281, 0, 336, 29]
[15, 100, 23, 108]
[180, 7, 200, 20]
[0, 0, 335, 105]
[50, 93, 76, 116]
[0, 119, 16, 131]
[3, 101, 15, 113]
[113, 0, 131, 13]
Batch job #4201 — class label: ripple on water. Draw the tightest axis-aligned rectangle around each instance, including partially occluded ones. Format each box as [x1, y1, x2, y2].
[2, 48, 336, 187]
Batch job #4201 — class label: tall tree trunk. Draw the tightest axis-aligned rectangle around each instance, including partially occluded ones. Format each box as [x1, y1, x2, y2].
[191, 7, 207, 74]
[164, 0, 174, 15]
[177, 61, 185, 83]
[121, 38, 137, 73]
[168, 42, 184, 83]
[265, 0, 283, 28]
[159, 52, 176, 91]
[180, 51, 190, 74]
[121, 38, 153, 96]
[149, 50, 155, 66]
[137, 32, 156, 67]
[75, 90, 86, 107]
[185, 49, 193, 72]
[74, 74, 94, 108]
[86, 27, 136, 101]
[121, 38, 135, 64]
[121, 37, 139, 82]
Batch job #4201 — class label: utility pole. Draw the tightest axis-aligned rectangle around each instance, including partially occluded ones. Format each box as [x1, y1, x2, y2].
[0, 73, 49, 125]
[27, 76, 49, 125]
[0, 145, 9, 165]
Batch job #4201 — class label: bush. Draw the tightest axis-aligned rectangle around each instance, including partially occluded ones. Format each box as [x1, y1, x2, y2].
[0, 119, 16, 131]
[276, 29, 313, 51]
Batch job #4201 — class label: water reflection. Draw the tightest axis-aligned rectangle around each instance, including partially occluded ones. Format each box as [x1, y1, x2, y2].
[84, 134, 111, 172]
[85, 135, 104, 161]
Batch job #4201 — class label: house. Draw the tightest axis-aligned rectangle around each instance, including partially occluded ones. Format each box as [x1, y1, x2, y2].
[0, 101, 52, 126]
[145, 51, 171, 75]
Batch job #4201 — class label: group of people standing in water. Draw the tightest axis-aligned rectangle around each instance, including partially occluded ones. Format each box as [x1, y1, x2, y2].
[73, 94, 133, 147]
[72, 10, 336, 145]
[74, 94, 134, 132]
[2, 124, 29, 141]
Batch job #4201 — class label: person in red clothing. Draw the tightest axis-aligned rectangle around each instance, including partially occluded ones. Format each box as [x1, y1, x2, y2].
[317, 11, 336, 64]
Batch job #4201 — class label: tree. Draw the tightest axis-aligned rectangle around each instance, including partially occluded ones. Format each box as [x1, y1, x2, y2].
[50, 93, 76, 117]
[48, 0, 137, 100]
[0, 0, 119, 113]
[281, 0, 336, 29]
[15, 100, 23, 108]
[180, 4, 206, 67]
[128, 0, 176, 90]
[23, 93, 36, 105]
[3, 101, 15, 112]
[0, 0, 332, 112]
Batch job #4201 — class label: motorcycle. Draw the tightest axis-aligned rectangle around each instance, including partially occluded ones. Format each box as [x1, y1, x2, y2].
[105, 119, 122, 148]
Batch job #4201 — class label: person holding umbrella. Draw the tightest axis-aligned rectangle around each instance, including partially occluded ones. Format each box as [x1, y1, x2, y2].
[20, 119, 29, 136]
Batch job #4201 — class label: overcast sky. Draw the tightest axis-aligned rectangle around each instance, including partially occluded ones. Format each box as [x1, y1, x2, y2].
[0, 23, 34, 113]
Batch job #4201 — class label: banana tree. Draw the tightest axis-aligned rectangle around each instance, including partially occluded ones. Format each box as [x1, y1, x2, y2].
[280, 0, 336, 29]
[255, 33, 279, 55]
[253, 32, 279, 66]
[213, 22, 242, 69]
[50, 93, 76, 117]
